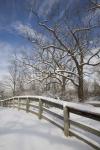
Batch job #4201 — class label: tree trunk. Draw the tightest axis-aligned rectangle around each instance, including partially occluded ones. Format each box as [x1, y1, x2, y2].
[61, 76, 66, 98]
[78, 77, 84, 102]
[78, 67, 84, 102]
[13, 81, 16, 96]
[77, 51, 84, 102]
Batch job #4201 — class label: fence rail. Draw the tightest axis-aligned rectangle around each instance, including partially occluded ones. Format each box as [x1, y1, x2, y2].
[0, 96, 100, 150]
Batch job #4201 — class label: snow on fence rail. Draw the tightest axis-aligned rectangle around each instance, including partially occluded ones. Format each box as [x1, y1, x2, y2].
[0, 96, 100, 150]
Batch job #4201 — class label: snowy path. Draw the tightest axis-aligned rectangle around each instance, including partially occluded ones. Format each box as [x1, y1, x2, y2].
[0, 108, 94, 150]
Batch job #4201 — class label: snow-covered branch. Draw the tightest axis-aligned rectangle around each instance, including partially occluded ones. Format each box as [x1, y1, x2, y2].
[55, 69, 79, 78]
[55, 72, 79, 87]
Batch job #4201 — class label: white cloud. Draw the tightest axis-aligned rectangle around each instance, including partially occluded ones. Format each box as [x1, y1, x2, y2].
[0, 41, 23, 80]
[0, 39, 42, 81]
[0, 42, 13, 80]
[13, 21, 49, 46]
[13, 22, 35, 38]
[38, 0, 59, 17]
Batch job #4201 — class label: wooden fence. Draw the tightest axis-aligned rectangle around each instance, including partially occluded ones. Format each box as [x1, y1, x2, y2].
[0, 96, 100, 150]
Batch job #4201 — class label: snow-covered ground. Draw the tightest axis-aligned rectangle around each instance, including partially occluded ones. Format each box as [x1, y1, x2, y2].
[0, 107, 94, 150]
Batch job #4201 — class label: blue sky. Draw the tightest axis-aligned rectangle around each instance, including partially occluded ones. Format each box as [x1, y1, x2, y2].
[0, 0, 99, 80]
[0, 0, 33, 79]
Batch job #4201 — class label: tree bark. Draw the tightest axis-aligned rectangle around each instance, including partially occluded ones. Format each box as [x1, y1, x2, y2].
[78, 78, 84, 102]
[61, 76, 66, 98]
[78, 66, 84, 102]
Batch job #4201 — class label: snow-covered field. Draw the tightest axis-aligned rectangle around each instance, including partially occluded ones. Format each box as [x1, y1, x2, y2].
[0, 107, 94, 150]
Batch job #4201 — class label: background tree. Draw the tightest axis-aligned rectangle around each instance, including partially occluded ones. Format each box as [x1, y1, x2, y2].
[4, 52, 25, 96]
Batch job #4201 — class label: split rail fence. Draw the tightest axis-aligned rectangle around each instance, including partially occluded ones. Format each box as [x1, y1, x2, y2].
[0, 96, 100, 150]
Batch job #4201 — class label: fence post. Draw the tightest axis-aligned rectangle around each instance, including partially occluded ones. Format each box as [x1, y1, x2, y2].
[26, 97, 29, 113]
[38, 99, 43, 119]
[7, 99, 9, 107]
[5, 100, 7, 107]
[1, 101, 3, 107]
[3, 101, 5, 107]
[18, 97, 20, 111]
[7, 100, 9, 107]
[13, 98, 15, 108]
[9, 99, 11, 107]
[6, 101, 8, 107]
[63, 106, 70, 136]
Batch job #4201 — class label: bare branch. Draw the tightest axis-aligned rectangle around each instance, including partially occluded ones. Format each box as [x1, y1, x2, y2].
[55, 72, 79, 87]
[81, 49, 100, 66]
[43, 45, 66, 52]
[55, 69, 79, 77]
[73, 25, 100, 34]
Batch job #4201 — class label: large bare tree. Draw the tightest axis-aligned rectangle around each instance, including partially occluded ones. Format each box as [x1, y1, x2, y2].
[38, 21, 100, 101]
[15, 1, 100, 101]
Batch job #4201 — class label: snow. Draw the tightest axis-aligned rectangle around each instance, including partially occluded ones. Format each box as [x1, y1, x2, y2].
[0, 107, 94, 150]
[87, 101, 100, 104]
[86, 101, 100, 107]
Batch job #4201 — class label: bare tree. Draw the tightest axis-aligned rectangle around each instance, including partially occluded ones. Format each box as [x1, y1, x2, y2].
[8, 53, 18, 96]
[5, 52, 25, 96]
[0, 81, 5, 99]
[39, 21, 100, 101]
[19, 24, 100, 101]
[14, 1, 100, 101]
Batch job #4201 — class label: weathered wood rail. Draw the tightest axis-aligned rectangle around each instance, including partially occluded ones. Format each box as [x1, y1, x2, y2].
[0, 96, 100, 150]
